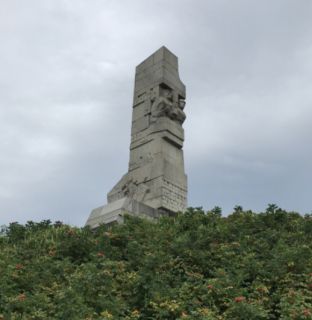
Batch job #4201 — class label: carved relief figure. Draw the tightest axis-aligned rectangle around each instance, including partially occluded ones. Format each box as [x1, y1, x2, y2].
[172, 98, 186, 124]
[135, 183, 150, 202]
[150, 84, 186, 125]
[121, 178, 138, 197]
[150, 86, 173, 123]
[120, 178, 150, 203]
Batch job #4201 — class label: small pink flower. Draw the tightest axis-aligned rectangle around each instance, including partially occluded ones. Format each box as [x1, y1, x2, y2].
[234, 296, 245, 303]
[18, 293, 26, 301]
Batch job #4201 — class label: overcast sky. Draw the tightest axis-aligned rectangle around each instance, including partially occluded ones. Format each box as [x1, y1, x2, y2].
[1, 0, 311, 226]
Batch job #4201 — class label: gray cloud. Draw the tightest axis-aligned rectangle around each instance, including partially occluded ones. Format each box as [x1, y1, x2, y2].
[1, 0, 311, 226]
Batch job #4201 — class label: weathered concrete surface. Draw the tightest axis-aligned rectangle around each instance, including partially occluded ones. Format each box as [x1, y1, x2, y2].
[85, 198, 159, 228]
[86, 46, 187, 228]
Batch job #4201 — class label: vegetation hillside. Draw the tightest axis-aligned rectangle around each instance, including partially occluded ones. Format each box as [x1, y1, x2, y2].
[0, 206, 311, 319]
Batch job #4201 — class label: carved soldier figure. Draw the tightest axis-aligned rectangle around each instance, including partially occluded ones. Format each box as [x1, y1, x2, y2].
[150, 85, 186, 125]
[171, 97, 186, 124]
[150, 86, 173, 123]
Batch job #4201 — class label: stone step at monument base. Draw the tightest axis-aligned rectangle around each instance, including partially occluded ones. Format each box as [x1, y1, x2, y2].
[85, 198, 164, 229]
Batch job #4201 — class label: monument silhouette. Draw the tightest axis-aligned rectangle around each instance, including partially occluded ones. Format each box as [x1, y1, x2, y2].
[86, 47, 187, 228]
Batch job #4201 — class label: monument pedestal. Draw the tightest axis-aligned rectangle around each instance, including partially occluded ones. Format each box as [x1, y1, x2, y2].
[85, 198, 159, 228]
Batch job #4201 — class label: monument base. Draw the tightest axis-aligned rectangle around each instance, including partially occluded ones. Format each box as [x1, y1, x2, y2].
[85, 198, 161, 229]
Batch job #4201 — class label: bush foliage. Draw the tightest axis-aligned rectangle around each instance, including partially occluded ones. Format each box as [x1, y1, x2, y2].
[0, 206, 311, 319]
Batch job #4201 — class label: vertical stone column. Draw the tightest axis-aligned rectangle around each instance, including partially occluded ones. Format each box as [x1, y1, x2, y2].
[86, 47, 187, 228]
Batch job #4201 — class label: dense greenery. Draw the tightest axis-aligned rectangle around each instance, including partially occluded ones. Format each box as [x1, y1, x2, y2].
[0, 206, 311, 319]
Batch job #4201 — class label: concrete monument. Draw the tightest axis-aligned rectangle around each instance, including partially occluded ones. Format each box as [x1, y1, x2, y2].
[86, 46, 187, 228]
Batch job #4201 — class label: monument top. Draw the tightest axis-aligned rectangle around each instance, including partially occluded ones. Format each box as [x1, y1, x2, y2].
[134, 46, 185, 102]
[136, 46, 178, 72]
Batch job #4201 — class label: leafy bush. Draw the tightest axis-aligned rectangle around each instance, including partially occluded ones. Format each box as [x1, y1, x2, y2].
[0, 206, 311, 319]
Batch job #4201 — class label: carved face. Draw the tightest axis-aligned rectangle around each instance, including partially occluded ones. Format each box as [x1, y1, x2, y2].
[178, 99, 186, 110]
[163, 88, 173, 100]
[159, 83, 173, 101]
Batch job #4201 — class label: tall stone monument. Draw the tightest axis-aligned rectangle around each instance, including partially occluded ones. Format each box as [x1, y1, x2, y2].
[86, 46, 187, 228]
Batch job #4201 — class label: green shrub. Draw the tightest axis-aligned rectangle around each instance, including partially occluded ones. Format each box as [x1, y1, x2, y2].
[0, 207, 311, 319]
